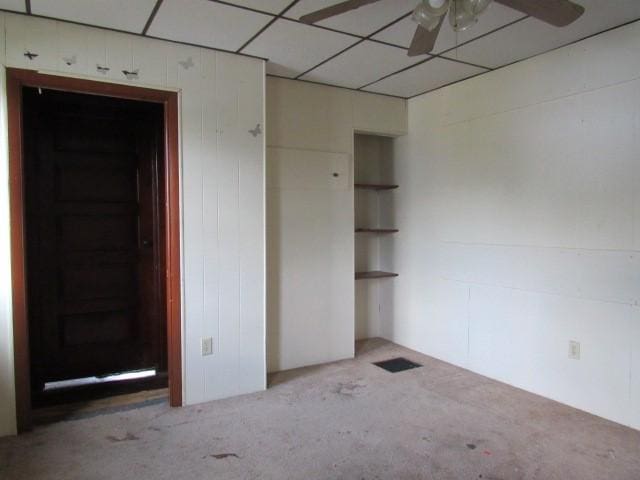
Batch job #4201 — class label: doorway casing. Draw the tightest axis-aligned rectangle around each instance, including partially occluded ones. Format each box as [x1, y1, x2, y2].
[7, 68, 182, 432]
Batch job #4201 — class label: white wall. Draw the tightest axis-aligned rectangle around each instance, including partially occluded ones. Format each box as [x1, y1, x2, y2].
[389, 20, 640, 429]
[266, 77, 406, 372]
[0, 13, 266, 436]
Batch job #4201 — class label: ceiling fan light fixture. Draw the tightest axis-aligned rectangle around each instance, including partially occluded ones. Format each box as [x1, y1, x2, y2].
[412, 0, 450, 32]
[461, 0, 492, 16]
[449, 0, 478, 31]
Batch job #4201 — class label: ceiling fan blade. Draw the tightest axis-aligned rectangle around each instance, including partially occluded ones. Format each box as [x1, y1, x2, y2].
[299, 0, 383, 24]
[495, 0, 585, 27]
[407, 17, 444, 57]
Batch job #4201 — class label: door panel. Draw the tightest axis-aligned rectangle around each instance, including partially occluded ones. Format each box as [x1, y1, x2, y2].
[23, 88, 166, 395]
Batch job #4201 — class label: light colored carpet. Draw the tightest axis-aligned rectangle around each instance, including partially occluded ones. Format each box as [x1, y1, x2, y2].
[1, 338, 639, 479]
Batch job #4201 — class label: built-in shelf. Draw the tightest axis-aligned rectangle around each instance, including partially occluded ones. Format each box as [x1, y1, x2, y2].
[355, 271, 399, 280]
[355, 228, 399, 233]
[354, 183, 398, 191]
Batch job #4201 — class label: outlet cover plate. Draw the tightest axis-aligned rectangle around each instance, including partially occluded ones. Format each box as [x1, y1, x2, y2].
[202, 337, 213, 356]
[569, 340, 580, 360]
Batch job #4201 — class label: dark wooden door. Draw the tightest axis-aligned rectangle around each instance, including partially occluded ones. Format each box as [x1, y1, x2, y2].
[23, 88, 166, 398]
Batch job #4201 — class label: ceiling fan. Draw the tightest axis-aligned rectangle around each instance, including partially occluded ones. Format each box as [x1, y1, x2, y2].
[299, 0, 585, 57]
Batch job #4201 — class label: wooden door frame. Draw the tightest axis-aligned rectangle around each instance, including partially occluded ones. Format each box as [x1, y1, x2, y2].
[7, 68, 182, 432]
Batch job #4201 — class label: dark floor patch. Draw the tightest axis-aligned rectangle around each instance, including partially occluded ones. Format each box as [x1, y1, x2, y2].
[37, 397, 167, 425]
[207, 453, 239, 460]
[106, 432, 139, 442]
[466, 443, 477, 450]
[333, 381, 365, 396]
[373, 357, 422, 373]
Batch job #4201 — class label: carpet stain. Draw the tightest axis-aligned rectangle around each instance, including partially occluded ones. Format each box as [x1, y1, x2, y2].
[597, 448, 616, 460]
[106, 432, 139, 443]
[206, 453, 239, 460]
[333, 381, 366, 396]
[466, 444, 477, 450]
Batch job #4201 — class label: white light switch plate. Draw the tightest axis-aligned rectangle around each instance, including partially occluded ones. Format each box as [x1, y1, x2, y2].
[202, 337, 213, 356]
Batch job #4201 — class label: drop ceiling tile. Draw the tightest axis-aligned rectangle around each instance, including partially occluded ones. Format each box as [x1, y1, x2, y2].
[0, 0, 25, 13]
[364, 57, 487, 97]
[244, 18, 359, 78]
[285, 0, 417, 37]
[224, 0, 292, 15]
[373, 2, 525, 54]
[442, 0, 640, 69]
[31, 0, 157, 33]
[148, 0, 272, 52]
[301, 40, 421, 89]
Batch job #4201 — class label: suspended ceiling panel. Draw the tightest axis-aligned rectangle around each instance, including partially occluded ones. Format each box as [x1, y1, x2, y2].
[244, 18, 359, 78]
[285, 0, 418, 36]
[0, 0, 23, 13]
[148, 0, 272, 51]
[365, 57, 487, 97]
[372, 2, 525, 54]
[301, 40, 421, 89]
[226, 0, 293, 15]
[31, 0, 157, 33]
[443, 0, 640, 69]
[6, 0, 640, 98]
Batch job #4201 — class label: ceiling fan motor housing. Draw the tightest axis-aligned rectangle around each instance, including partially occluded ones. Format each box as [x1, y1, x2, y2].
[303, 0, 586, 57]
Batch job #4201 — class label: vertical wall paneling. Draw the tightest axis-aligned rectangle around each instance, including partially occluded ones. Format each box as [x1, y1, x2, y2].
[0, 12, 266, 435]
[56, 23, 89, 75]
[213, 51, 242, 398]
[352, 90, 407, 136]
[265, 76, 406, 373]
[104, 31, 133, 82]
[6, 15, 58, 71]
[85, 27, 108, 78]
[267, 147, 353, 371]
[132, 35, 169, 87]
[391, 20, 640, 430]
[177, 46, 207, 404]
[199, 50, 220, 399]
[233, 56, 266, 394]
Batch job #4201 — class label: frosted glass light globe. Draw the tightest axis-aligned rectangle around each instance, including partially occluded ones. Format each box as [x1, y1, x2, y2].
[412, 0, 450, 31]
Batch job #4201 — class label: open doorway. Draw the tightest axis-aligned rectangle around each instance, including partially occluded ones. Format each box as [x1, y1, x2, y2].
[8, 69, 182, 432]
[23, 87, 167, 410]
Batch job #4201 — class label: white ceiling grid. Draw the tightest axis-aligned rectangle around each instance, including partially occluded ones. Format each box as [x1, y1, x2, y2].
[0, 0, 24, 13]
[7, 0, 640, 98]
[31, 0, 158, 32]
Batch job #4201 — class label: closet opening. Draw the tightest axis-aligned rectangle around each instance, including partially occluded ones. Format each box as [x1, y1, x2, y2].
[354, 133, 398, 342]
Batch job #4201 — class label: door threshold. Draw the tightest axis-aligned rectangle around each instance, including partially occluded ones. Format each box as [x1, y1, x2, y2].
[33, 371, 168, 409]
[33, 387, 168, 426]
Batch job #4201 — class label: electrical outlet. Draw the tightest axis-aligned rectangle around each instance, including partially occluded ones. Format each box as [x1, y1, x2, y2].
[202, 337, 213, 356]
[568, 340, 580, 360]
